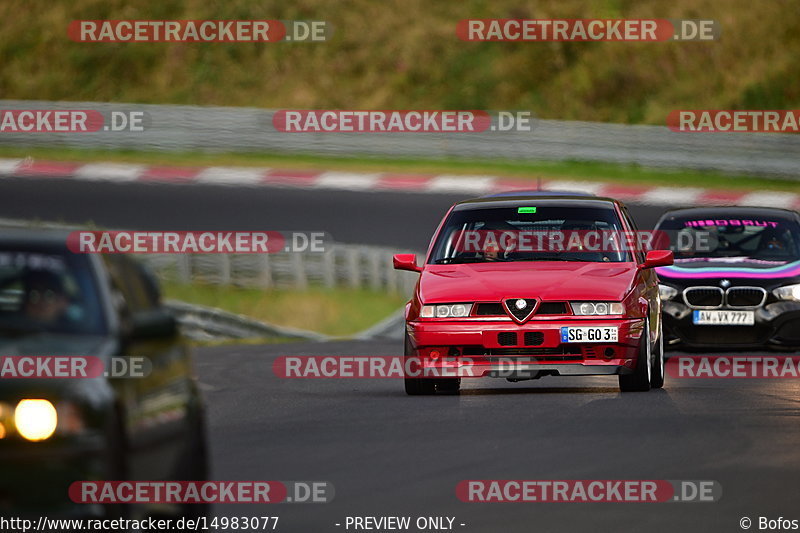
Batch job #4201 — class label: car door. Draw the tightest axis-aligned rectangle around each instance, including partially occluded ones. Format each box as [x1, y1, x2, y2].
[620, 204, 661, 334]
[102, 254, 198, 482]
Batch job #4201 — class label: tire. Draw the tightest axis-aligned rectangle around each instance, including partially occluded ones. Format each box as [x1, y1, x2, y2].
[404, 332, 436, 395]
[103, 409, 130, 522]
[437, 377, 461, 394]
[180, 405, 211, 519]
[619, 316, 652, 392]
[650, 318, 665, 389]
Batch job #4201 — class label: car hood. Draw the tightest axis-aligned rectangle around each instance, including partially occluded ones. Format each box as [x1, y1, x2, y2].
[0, 333, 116, 404]
[0, 333, 112, 356]
[419, 262, 637, 302]
[657, 258, 800, 280]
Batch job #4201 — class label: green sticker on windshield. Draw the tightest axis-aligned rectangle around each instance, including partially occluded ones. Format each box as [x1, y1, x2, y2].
[518, 207, 537, 213]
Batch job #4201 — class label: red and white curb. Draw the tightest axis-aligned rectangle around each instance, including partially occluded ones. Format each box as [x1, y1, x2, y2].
[1, 158, 797, 208]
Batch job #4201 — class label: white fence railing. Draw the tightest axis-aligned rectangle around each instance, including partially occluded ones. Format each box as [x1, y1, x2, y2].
[2, 100, 799, 178]
[0, 218, 421, 295]
[140, 244, 420, 295]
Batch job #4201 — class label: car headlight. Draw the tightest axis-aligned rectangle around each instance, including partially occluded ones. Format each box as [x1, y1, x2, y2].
[420, 303, 473, 318]
[570, 302, 625, 315]
[8, 399, 85, 442]
[773, 284, 800, 302]
[659, 284, 679, 301]
[14, 399, 58, 442]
[0, 403, 9, 439]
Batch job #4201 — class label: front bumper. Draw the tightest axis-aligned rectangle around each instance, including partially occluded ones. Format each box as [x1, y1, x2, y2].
[662, 300, 800, 350]
[0, 435, 107, 517]
[407, 318, 645, 378]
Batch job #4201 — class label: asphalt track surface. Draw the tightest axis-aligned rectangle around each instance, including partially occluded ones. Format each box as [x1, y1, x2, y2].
[3, 175, 798, 532]
[199, 340, 800, 533]
[0, 176, 670, 249]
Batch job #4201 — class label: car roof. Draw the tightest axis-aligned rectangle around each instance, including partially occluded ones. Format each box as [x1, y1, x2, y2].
[482, 190, 596, 198]
[0, 227, 73, 250]
[453, 195, 620, 211]
[656, 206, 800, 223]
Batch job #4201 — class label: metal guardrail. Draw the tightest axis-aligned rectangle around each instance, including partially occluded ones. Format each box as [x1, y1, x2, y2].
[353, 308, 406, 341]
[0, 216, 420, 295]
[167, 300, 405, 342]
[2, 100, 800, 178]
[146, 251, 417, 340]
[165, 300, 329, 342]
[140, 245, 419, 295]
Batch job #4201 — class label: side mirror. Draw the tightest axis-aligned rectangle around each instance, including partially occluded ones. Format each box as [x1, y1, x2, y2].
[641, 250, 674, 269]
[393, 253, 421, 273]
[128, 309, 178, 341]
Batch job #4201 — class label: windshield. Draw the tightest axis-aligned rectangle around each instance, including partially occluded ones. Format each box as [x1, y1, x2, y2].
[655, 215, 800, 262]
[428, 205, 632, 264]
[0, 247, 107, 337]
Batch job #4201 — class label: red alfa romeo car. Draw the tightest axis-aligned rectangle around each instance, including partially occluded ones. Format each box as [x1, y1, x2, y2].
[393, 194, 674, 394]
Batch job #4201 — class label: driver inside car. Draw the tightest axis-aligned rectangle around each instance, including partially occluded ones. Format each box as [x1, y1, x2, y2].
[22, 269, 71, 326]
[757, 227, 793, 256]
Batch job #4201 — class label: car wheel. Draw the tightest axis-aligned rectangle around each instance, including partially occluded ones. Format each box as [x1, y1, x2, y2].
[404, 332, 436, 395]
[104, 409, 129, 520]
[650, 319, 665, 389]
[437, 378, 460, 394]
[619, 316, 652, 392]
[180, 405, 211, 519]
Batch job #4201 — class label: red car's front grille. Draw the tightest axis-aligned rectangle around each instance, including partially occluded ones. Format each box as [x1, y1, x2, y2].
[535, 302, 571, 315]
[496, 331, 545, 347]
[524, 331, 545, 346]
[486, 354, 583, 363]
[460, 345, 590, 362]
[474, 302, 570, 316]
[475, 303, 505, 316]
[497, 332, 517, 346]
[462, 346, 581, 357]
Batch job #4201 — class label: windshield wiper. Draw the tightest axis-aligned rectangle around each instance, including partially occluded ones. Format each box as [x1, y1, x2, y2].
[434, 257, 490, 264]
[524, 256, 598, 262]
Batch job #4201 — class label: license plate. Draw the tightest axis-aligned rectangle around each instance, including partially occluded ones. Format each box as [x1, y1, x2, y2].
[692, 310, 755, 326]
[560, 326, 618, 343]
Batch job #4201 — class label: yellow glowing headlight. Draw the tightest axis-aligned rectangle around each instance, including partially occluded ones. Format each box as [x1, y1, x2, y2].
[15, 399, 58, 441]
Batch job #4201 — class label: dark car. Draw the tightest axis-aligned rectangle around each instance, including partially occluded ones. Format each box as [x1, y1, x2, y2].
[654, 207, 800, 350]
[0, 229, 208, 518]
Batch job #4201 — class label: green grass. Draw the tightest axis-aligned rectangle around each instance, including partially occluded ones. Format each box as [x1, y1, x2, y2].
[1, 0, 799, 124]
[162, 282, 407, 337]
[1, 145, 798, 193]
